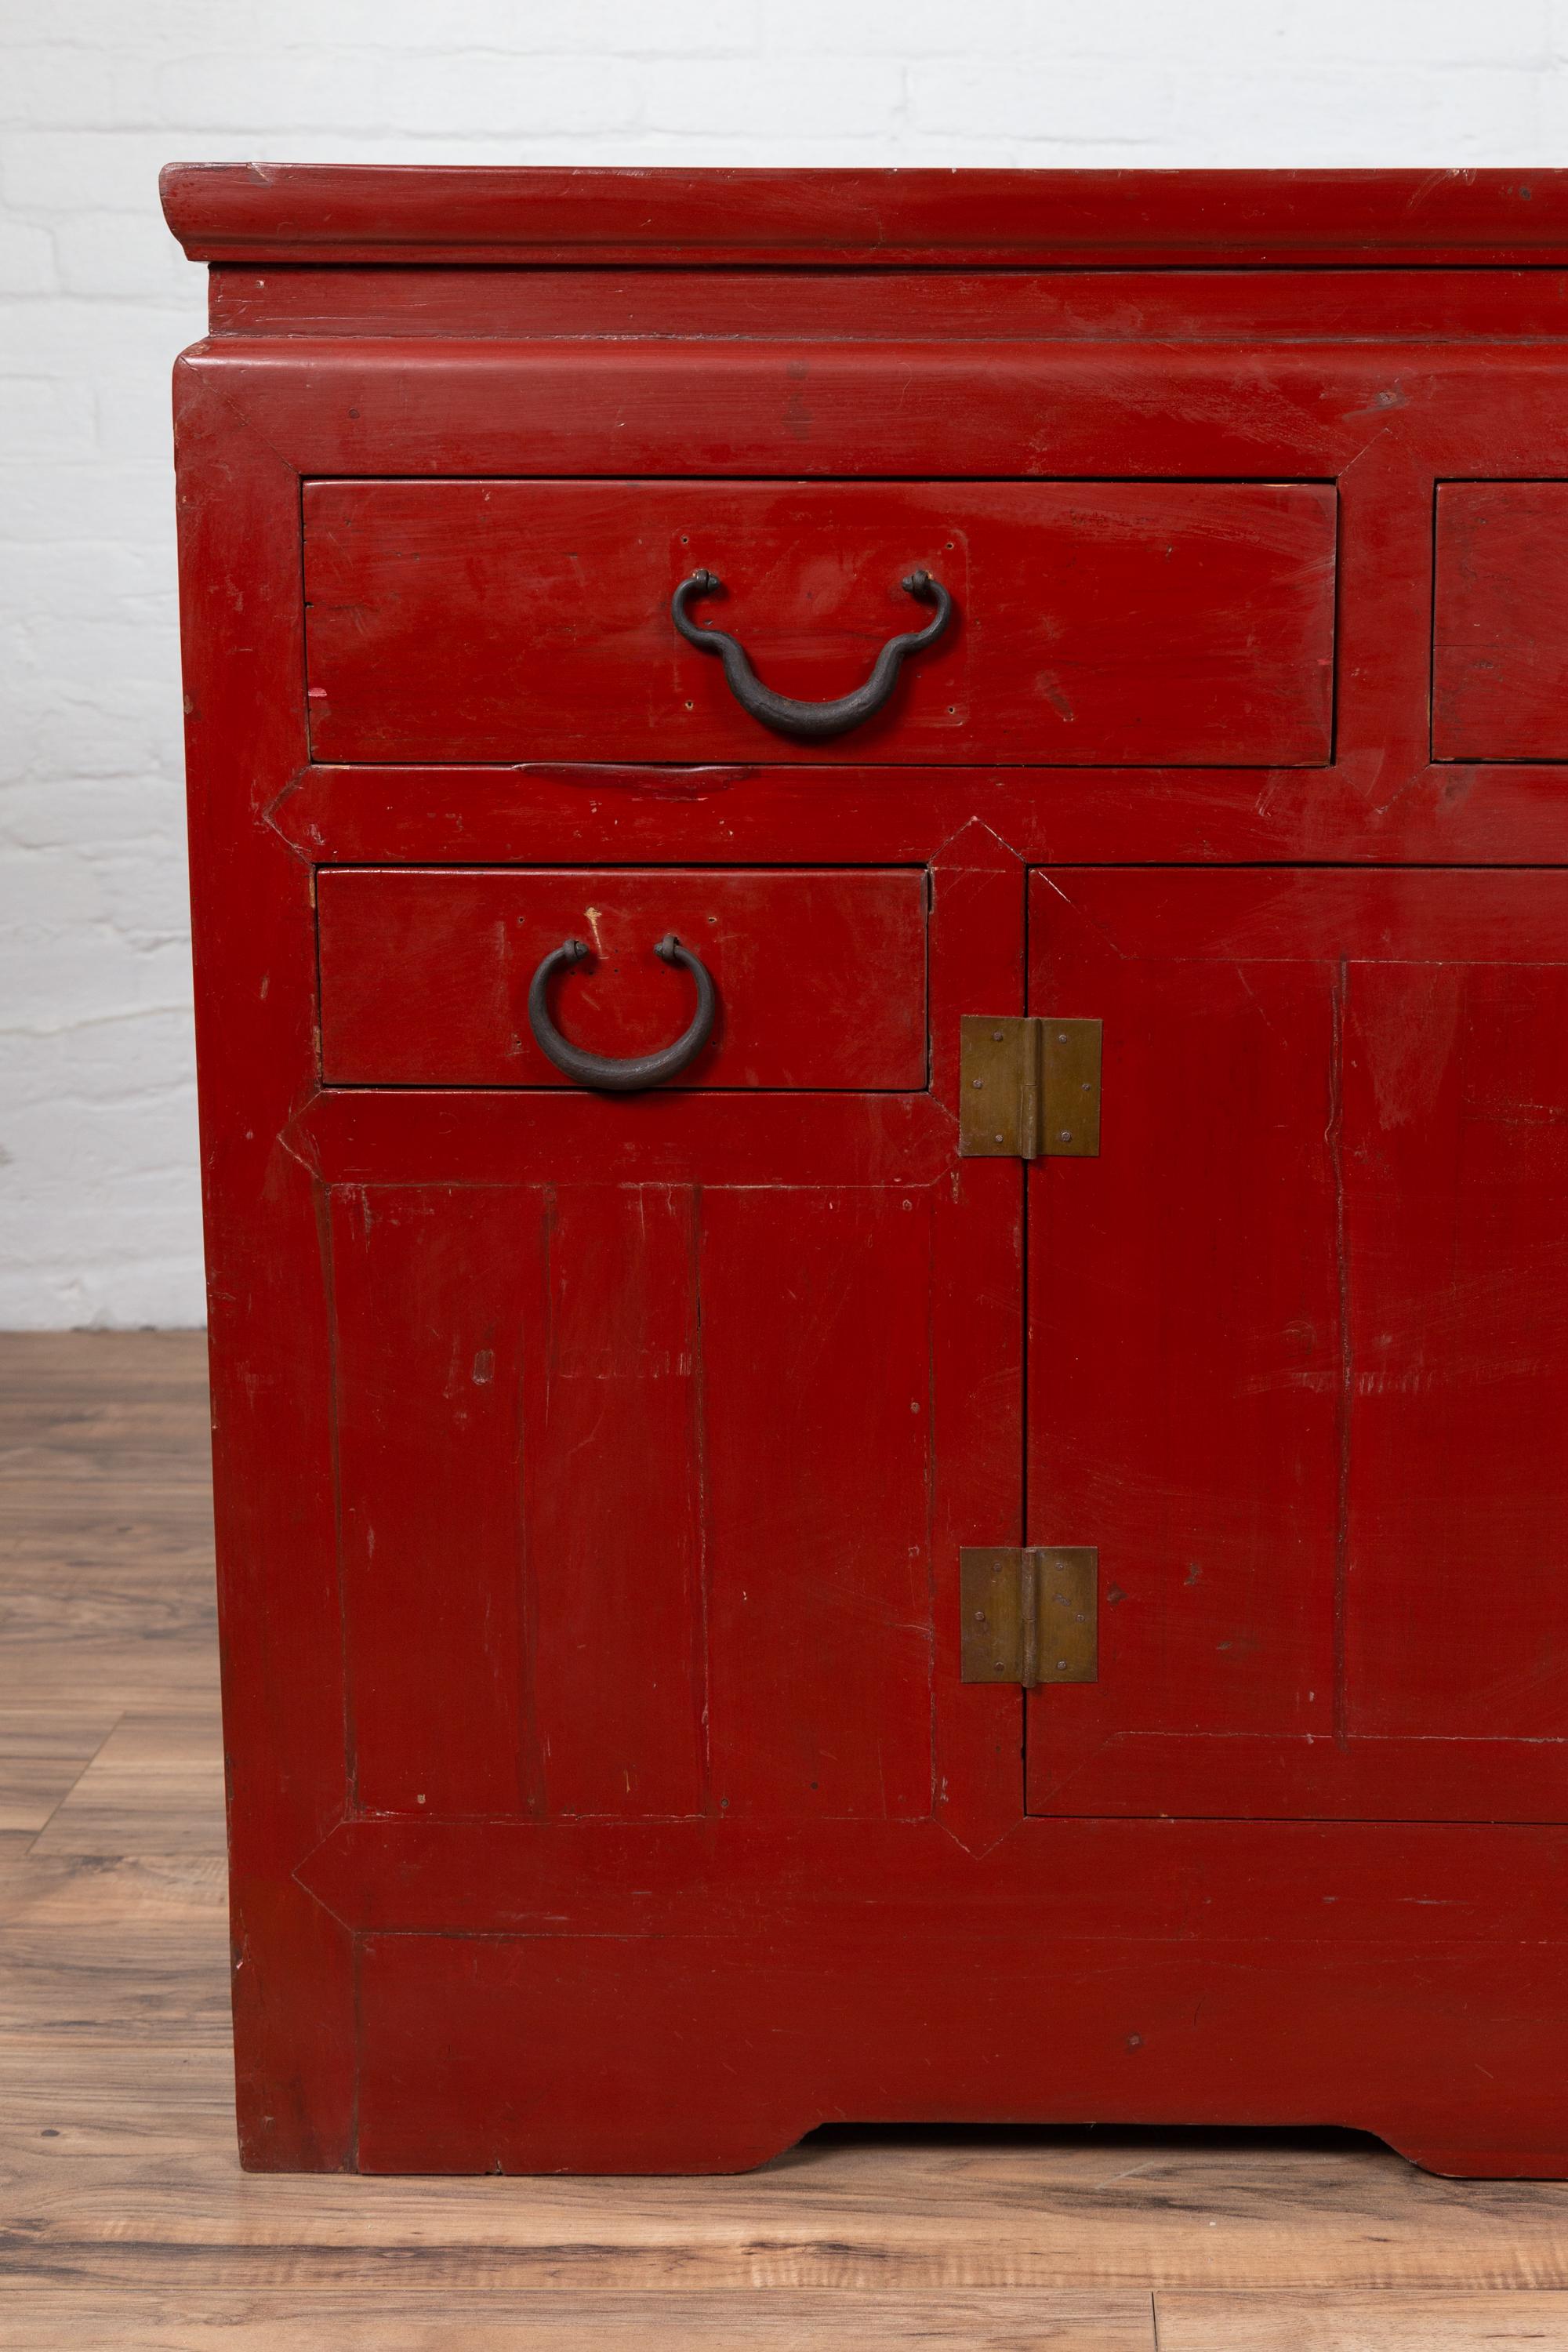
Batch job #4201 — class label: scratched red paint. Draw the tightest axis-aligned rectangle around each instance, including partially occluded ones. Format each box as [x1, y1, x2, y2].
[167, 163, 1568, 2181]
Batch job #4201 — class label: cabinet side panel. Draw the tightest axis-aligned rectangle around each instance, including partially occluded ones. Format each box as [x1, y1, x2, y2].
[173, 361, 356, 2167]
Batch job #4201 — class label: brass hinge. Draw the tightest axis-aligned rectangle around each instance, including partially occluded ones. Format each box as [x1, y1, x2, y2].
[959, 1016, 1102, 1158]
[960, 1547, 1098, 1685]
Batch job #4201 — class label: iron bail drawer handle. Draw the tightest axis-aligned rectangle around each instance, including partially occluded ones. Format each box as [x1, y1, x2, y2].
[671, 566, 953, 739]
[527, 934, 717, 1092]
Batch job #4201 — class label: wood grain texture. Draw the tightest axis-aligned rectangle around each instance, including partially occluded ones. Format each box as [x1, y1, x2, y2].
[0, 1334, 220, 1718]
[1157, 2296, 1568, 2350]
[5, 1319, 1568, 2337]
[0, 1709, 118, 1831]
[6, 2304, 1568, 2352]
[29, 1711, 226, 1857]
[0, 2297, 1158, 2350]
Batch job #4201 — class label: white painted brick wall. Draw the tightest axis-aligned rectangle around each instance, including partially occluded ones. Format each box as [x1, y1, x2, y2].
[4, 0, 1568, 1326]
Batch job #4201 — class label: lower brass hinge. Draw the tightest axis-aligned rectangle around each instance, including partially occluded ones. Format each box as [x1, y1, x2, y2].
[960, 1016, 1102, 1158]
[960, 1547, 1098, 1685]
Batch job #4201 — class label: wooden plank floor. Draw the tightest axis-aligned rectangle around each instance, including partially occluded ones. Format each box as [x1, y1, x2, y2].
[2, 1331, 1567, 2350]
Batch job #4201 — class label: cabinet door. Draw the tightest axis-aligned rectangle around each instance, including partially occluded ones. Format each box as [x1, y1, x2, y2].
[328, 1177, 939, 1821]
[1027, 868, 1568, 1823]
[308, 838, 1022, 1841]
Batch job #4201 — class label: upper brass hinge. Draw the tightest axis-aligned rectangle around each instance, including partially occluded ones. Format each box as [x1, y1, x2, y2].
[959, 1016, 1102, 1158]
[960, 1546, 1099, 1686]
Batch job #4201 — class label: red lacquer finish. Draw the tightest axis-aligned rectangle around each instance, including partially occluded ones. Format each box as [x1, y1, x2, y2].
[166, 165, 1568, 2182]
[162, 164, 1568, 268]
[1027, 867, 1568, 1824]
[1434, 479, 1568, 758]
[304, 479, 1336, 766]
[206, 266, 1568, 346]
[317, 866, 927, 1088]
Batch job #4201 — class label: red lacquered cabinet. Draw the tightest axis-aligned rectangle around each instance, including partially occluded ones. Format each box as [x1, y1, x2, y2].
[163, 164, 1568, 2178]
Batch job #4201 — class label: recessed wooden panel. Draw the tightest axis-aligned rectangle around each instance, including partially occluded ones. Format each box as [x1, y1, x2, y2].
[702, 1186, 935, 1820]
[1344, 958, 1568, 1742]
[317, 866, 927, 1090]
[303, 479, 1337, 766]
[1027, 866, 1568, 1824]
[326, 1178, 942, 1827]
[1434, 481, 1568, 759]
[328, 1185, 536, 1819]
[330, 1181, 711, 1820]
[524, 1182, 709, 1819]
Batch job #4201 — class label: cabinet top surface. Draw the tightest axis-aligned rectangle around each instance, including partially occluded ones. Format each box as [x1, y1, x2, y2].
[160, 163, 1568, 269]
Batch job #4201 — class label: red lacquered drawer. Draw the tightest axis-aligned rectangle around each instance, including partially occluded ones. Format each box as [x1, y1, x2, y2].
[303, 478, 1338, 766]
[317, 866, 927, 1088]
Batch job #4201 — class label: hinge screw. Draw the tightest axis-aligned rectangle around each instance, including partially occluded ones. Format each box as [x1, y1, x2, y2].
[1058, 1131, 1073, 1143]
[971, 1077, 983, 1088]
[992, 1029, 1004, 1042]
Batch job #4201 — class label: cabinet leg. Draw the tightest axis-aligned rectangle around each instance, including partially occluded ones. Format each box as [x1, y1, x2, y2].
[357, 1931, 820, 2174]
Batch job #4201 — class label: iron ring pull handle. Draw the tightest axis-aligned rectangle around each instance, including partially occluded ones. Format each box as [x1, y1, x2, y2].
[671, 567, 953, 740]
[527, 934, 717, 1092]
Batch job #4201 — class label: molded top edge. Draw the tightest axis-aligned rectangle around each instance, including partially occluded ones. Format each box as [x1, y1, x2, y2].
[160, 163, 1568, 269]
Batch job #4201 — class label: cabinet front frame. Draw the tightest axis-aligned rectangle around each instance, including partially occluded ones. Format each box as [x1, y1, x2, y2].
[176, 332, 1568, 2175]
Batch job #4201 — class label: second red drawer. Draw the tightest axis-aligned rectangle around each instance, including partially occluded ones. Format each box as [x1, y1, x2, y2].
[318, 866, 927, 1089]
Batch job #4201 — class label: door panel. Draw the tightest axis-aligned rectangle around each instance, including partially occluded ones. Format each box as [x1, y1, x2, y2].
[702, 1185, 935, 1820]
[330, 1184, 536, 1818]
[1345, 959, 1568, 1740]
[303, 478, 1337, 766]
[331, 1177, 939, 1824]
[1026, 867, 1568, 1822]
